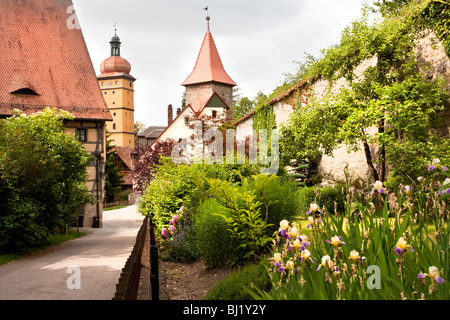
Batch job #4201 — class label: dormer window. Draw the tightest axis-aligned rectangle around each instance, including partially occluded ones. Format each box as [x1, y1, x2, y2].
[11, 88, 39, 96]
[184, 116, 190, 125]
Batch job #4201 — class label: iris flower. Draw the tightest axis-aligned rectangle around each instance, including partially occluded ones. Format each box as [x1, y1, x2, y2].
[403, 185, 412, 196]
[326, 235, 346, 249]
[280, 220, 289, 230]
[394, 237, 414, 255]
[370, 180, 385, 195]
[316, 255, 331, 271]
[306, 217, 322, 229]
[348, 250, 366, 264]
[300, 249, 312, 262]
[417, 266, 445, 284]
[307, 203, 323, 216]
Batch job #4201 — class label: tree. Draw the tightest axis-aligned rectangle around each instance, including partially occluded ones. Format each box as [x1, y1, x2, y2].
[232, 97, 255, 120]
[104, 132, 125, 203]
[0, 108, 93, 251]
[280, 6, 450, 183]
[132, 140, 175, 194]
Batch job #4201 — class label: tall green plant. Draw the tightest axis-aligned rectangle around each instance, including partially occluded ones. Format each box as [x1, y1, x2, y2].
[206, 178, 274, 260]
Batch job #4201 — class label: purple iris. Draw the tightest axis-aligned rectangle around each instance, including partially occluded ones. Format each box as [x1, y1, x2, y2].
[394, 247, 403, 256]
[378, 188, 385, 194]
[436, 276, 445, 284]
[275, 262, 281, 268]
[307, 210, 312, 215]
[279, 267, 285, 273]
[417, 273, 445, 284]
[429, 165, 436, 172]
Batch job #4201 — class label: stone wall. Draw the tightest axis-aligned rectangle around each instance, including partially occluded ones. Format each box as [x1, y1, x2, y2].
[185, 82, 234, 110]
[235, 32, 450, 183]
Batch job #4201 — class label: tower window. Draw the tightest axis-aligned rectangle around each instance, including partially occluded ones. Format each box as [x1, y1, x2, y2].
[115, 81, 119, 85]
[184, 117, 190, 125]
[113, 123, 116, 130]
[101, 82, 105, 86]
[112, 91, 115, 94]
[212, 110, 217, 118]
[75, 129, 87, 142]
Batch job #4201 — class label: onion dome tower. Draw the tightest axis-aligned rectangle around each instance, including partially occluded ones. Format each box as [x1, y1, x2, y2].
[98, 28, 136, 149]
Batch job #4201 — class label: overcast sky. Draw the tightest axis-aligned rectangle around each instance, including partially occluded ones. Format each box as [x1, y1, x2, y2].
[74, 0, 375, 127]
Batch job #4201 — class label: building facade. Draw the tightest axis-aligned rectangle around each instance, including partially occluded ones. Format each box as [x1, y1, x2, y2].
[0, 0, 112, 228]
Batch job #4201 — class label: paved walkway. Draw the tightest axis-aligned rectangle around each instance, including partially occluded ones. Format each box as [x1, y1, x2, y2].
[0, 205, 144, 300]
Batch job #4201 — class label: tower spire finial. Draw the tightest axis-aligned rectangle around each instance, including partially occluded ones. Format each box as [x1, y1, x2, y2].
[204, 6, 210, 31]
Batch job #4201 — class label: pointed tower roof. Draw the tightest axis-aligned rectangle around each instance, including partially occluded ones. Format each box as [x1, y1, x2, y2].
[181, 21, 237, 87]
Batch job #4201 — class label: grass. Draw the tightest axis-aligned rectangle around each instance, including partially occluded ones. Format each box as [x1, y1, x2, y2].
[204, 259, 272, 300]
[103, 205, 128, 211]
[0, 231, 86, 266]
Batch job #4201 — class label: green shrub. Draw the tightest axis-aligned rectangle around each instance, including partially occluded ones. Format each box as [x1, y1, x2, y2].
[194, 199, 243, 268]
[244, 175, 302, 234]
[204, 260, 271, 300]
[0, 109, 92, 252]
[318, 185, 346, 215]
[139, 157, 260, 237]
[167, 221, 200, 263]
[297, 186, 317, 217]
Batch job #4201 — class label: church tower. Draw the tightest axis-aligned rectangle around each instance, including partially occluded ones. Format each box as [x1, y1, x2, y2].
[181, 15, 236, 114]
[98, 30, 136, 149]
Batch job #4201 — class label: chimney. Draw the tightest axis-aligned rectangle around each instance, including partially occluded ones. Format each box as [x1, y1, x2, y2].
[177, 108, 181, 117]
[168, 104, 173, 125]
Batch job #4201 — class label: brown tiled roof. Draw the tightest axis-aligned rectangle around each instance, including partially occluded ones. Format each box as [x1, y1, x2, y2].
[0, 0, 112, 121]
[114, 146, 133, 170]
[137, 126, 167, 139]
[181, 31, 237, 87]
[233, 110, 256, 126]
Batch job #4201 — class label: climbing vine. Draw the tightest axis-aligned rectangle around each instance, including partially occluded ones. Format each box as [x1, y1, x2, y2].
[414, 0, 450, 57]
[252, 104, 277, 132]
[280, 0, 450, 184]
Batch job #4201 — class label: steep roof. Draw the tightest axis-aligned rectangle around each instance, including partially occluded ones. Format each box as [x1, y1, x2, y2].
[137, 126, 167, 139]
[181, 31, 237, 87]
[150, 91, 230, 148]
[0, 0, 112, 121]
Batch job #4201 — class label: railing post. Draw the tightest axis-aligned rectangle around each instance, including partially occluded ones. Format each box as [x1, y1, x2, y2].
[149, 214, 159, 300]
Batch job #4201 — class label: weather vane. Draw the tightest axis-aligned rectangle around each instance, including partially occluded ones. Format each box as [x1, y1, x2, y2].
[203, 6, 210, 31]
[113, 22, 117, 34]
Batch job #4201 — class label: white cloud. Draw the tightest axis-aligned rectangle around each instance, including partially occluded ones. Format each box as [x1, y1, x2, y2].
[74, 0, 374, 127]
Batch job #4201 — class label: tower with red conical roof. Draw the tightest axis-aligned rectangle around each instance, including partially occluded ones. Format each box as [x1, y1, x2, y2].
[181, 15, 236, 114]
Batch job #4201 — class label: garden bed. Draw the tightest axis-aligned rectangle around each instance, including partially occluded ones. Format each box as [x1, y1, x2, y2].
[162, 260, 231, 300]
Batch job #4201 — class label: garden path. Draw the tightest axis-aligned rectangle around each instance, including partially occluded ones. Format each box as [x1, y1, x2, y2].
[0, 205, 144, 300]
